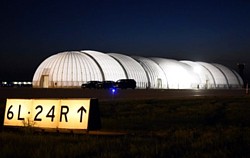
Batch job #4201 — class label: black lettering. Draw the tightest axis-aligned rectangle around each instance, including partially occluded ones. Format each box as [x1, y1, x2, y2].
[60, 105, 69, 122]
[7, 105, 14, 120]
[77, 106, 86, 122]
[46, 106, 55, 122]
[34, 105, 43, 121]
[18, 105, 24, 120]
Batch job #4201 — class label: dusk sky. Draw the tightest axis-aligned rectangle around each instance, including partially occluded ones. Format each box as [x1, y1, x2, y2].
[1, 0, 250, 81]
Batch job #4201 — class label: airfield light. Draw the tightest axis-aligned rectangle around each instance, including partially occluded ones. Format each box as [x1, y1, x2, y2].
[112, 88, 116, 94]
[110, 88, 117, 100]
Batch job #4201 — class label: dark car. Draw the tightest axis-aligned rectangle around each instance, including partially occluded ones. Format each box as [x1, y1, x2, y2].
[115, 79, 136, 89]
[97, 81, 115, 89]
[81, 81, 101, 89]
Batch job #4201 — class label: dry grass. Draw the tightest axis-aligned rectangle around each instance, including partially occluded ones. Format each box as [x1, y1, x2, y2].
[1, 94, 250, 157]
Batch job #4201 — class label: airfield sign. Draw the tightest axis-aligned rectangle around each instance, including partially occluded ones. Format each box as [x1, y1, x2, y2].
[4, 98, 101, 131]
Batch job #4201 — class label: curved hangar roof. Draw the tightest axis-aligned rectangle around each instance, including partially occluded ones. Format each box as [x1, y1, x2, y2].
[33, 50, 243, 89]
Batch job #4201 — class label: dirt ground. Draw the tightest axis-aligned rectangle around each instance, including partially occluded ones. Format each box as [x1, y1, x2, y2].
[0, 87, 246, 101]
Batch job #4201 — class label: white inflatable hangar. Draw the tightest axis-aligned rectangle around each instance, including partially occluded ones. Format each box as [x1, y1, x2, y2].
[32, 50, 243, 89]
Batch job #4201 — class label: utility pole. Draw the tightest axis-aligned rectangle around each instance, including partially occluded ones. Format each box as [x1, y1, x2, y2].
[237, 63, 247, 88]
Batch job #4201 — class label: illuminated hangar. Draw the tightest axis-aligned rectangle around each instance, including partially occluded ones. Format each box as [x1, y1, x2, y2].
[32, 50, 243, 89]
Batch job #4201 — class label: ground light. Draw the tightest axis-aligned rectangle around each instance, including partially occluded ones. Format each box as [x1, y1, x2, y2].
[112, 88, 116, 94]
[110, 88, 117, 100]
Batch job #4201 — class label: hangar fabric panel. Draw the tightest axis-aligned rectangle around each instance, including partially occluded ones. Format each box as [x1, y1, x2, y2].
[133, 56, 168, 89]
[197, 62, 230, 88]
[108, 53, 149, 88]
[81, 50, 127, 81]
[212, 63, 243, 88]
[32, 51, 105, 88]
[32, 50, 243, 89]
[151, 58, 200, 89]
[180, 60, 215, 89]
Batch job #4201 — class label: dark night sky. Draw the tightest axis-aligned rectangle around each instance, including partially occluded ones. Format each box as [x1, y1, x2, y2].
[1, 0, 250, 82]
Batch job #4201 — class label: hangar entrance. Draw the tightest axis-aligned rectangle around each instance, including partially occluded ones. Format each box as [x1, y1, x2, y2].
[157, 78, 162, 88]
[40, 75, 49, 88]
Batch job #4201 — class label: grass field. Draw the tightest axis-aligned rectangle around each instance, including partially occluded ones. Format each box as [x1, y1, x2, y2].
[1, 96, 250, 157]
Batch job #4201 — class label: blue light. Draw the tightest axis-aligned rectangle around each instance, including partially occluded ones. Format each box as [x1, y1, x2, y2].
[110, 88, 117, 100]
[112, 88, 116, 94]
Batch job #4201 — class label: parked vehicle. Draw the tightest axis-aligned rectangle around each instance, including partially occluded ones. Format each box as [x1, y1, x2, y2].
[115, 79, 136, 89]
[97, 81, 115, 89]
[81, 81, 101, 89]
